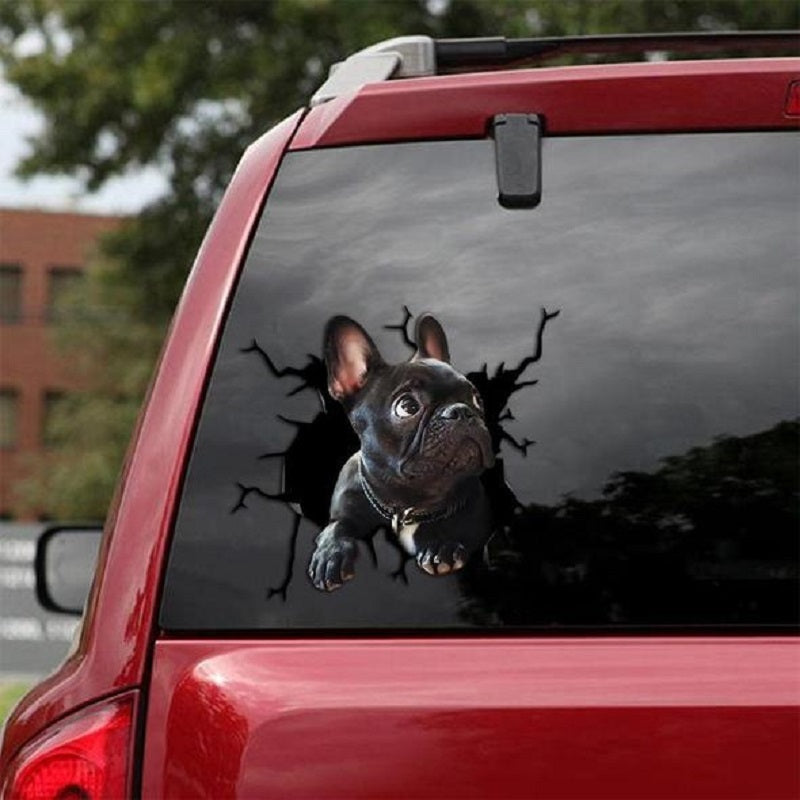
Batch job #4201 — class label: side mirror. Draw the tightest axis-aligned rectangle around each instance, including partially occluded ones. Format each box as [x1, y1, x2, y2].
[35, 526, 103, 615]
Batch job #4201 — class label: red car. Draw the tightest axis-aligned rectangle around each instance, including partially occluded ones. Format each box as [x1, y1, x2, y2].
[2, 32, 799, 799]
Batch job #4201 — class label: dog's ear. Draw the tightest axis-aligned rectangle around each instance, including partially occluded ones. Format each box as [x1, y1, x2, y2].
[324, 316, 384, 403]
[413, 313, 450, 364]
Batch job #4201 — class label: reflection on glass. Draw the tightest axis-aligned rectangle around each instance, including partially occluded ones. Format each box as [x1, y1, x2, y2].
[45, 529, 102, 611]
[162, 132, 799, 631]
[458, 419, 799, 627]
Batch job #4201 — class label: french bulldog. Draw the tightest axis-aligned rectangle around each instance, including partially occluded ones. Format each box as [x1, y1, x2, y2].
[308, 313, 494, 591]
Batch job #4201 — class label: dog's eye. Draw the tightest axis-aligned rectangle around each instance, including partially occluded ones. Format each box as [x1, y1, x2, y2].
[472, 392, 483, 410]
[394, 394, 421, 418]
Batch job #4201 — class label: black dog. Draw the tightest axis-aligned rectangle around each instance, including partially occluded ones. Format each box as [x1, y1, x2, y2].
[308, 313, 494, 591]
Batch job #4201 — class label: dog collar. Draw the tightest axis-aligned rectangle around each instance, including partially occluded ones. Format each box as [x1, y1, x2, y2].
[358, 462, 468, 535]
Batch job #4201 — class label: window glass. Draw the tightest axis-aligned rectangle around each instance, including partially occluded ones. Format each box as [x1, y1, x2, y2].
[42, 391, 68, 448]
[0, 390, 19, 450]
[47, 267, 84, 322]
[161, 132, 799, 631]
[0, 265, 23, 324]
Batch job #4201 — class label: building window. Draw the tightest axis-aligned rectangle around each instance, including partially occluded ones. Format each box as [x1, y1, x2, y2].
[47, 266, 84, 322]
[42, 391, 68, 448]
[0, 264, 23, 323]
[0, 389, 19, 449]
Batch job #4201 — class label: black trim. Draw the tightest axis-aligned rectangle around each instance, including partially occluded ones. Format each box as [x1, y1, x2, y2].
[435, 31, 800, 71]
[157, 624, 800, 640]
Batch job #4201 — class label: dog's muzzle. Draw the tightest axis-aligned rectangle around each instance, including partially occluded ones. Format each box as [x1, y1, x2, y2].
[410, 411, 494, 476]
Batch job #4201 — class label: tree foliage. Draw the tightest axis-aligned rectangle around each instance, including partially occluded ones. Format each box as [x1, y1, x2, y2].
[1, 0, 796, 519]
[461, 420, 799, 626]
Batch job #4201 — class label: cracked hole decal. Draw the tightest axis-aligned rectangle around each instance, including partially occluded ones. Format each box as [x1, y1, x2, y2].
[233, 306, 559, 600]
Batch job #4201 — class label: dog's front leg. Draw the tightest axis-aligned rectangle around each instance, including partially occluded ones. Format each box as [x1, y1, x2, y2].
[308, 521, 359, 591]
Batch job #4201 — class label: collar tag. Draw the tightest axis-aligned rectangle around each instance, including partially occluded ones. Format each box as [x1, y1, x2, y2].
[392, 508, 414, 534]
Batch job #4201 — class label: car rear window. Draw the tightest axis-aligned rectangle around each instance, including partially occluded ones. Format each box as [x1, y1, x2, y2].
[160, 131, 799, 632]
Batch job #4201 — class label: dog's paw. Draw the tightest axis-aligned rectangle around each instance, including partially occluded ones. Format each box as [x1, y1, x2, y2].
[308, 539, 358, 591]
[415, 542, 467, 576]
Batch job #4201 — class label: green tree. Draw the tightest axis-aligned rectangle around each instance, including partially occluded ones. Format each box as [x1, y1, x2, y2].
[1, 0, 796, 519]
[461, 420, 799, 626]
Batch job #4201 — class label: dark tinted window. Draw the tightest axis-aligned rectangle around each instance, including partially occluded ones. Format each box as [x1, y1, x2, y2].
[46, 266, 84, 322]
[0, 264, 23, 324]
[161, 132, 799, 631]
[0, 389, 19, 450]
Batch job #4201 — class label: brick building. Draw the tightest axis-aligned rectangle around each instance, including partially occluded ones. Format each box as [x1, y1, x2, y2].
[0, 208, 122, 519]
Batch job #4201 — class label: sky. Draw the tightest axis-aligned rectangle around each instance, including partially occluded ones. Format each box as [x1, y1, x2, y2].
[0, 76, 167, 215]
[211, 133, 798, 505]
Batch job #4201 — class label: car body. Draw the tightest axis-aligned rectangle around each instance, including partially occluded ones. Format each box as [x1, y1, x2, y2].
[2, 33, 799, 799]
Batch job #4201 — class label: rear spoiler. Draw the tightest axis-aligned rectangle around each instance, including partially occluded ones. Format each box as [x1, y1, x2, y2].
[311, 30, 800, 105]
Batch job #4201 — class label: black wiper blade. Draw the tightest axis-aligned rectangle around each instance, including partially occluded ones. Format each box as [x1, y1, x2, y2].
[435, 31, 800, 71]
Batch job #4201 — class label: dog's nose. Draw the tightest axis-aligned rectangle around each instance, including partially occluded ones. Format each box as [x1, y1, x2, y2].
[440, 403, 476, 421]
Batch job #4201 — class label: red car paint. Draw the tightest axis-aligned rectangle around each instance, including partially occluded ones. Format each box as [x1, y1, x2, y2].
[2, 55, 799, 799]
[140, 638, 800, 799]
[0, 109, 303, 764]
[291, 59, 799, 149]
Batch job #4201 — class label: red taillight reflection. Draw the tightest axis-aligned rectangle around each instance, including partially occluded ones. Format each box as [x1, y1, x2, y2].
[3, 693, 134, 800]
